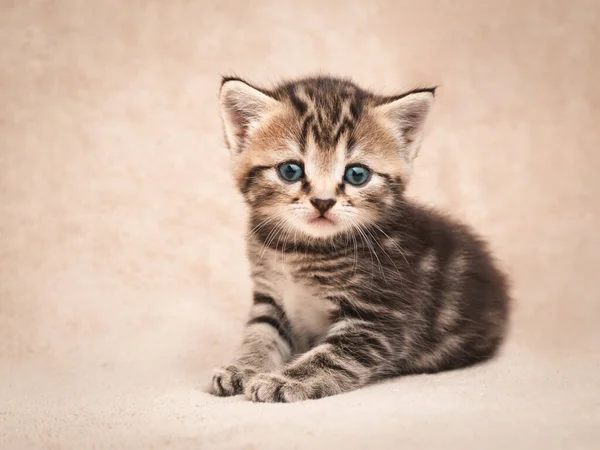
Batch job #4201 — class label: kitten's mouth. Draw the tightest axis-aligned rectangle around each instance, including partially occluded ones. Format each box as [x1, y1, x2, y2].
[308, 216, 336, 226]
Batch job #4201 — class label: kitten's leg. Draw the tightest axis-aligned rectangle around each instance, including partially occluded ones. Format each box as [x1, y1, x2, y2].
[210, 292, 295, 397]
[246, 318, 393, 402]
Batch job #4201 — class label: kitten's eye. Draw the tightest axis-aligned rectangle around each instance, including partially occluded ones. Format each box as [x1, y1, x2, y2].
[278, 162, 304, 183]
[344, 165, 371, 186]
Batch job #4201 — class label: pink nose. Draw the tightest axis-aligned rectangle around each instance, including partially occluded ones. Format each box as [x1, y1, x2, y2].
[310, 198, 336, 215]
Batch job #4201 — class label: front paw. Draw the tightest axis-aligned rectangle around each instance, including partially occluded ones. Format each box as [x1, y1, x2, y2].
[210, 365, 257, 397]
[246, 373, 314, 403]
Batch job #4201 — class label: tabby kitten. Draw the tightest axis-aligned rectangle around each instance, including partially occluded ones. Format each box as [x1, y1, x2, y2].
[210, 75, 509, 403]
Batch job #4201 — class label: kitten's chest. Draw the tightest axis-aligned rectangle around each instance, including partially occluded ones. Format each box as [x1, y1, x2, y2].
[280, 274, 332, 344]
[250, 245, 335, 347]
[260, 252, 333, 345]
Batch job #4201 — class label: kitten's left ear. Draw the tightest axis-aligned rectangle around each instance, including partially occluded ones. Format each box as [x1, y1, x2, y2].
[374, 89, 435, 163]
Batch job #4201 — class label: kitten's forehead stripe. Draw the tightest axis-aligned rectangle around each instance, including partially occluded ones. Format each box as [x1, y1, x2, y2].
[273, 78, 369, 150]
[287, 85, 308, 116]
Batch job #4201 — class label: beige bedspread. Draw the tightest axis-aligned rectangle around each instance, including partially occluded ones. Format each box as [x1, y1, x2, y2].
[1, 1, 598, 448]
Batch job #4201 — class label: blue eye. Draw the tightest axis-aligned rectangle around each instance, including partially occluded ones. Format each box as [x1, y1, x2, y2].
[278, 162, 304, 182]
[344, 165, 370, 186]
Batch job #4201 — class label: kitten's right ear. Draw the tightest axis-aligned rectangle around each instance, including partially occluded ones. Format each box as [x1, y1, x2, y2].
[219, 78, 278, 153]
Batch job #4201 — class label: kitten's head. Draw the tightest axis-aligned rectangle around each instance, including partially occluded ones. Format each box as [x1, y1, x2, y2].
[219, 76, 435, 239]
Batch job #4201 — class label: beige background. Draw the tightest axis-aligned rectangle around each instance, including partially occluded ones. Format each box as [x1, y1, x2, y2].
[1, 0, 599, 448]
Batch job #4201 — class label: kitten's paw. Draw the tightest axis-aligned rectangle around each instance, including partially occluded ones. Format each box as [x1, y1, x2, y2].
[246, 373, 312, 403]
[210, 365, 256, 397]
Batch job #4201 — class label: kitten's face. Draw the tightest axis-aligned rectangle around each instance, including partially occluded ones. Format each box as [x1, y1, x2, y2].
[234, 107, 405, 239]
[220, 77, 434, 240]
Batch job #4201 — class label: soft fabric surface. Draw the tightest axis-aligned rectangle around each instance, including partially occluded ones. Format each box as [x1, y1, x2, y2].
[1, 1, 598, 448]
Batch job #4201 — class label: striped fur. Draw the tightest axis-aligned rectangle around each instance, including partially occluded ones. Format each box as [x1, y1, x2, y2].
[211, 76, 510, 402]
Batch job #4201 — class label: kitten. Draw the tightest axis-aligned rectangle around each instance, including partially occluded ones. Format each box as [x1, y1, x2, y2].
[210, 76, 510, 403]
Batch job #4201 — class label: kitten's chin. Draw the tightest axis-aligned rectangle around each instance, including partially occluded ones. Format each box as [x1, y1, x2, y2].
[293, 217, 344, 239]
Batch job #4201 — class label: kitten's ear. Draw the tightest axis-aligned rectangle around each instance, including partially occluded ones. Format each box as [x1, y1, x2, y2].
[374, 89, 435, 163]
[219, 78, 278, 153]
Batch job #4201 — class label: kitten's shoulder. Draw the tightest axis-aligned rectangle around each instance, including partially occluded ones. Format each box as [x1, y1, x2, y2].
[398, 199, 471, 235]
[394, 199, 494, 258]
